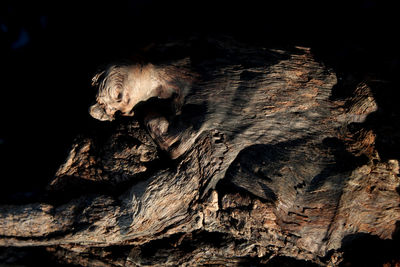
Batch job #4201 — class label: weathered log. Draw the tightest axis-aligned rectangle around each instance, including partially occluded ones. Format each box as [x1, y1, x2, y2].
[1, 37, 399, 266]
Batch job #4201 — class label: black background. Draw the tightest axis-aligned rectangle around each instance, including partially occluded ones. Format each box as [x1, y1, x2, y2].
[0, 0, 399, 203]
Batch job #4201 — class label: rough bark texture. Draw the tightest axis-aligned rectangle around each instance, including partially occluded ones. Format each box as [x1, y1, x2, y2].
[1, 37, 399, 266]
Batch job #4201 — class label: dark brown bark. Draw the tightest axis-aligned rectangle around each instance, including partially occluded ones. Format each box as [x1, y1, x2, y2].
[1, 37, 399, 266]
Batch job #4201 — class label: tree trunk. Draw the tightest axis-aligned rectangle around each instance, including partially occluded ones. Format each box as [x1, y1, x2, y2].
[1, 36, 399, 266]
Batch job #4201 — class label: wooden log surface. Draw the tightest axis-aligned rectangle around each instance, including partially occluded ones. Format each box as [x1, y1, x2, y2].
[1, 36, 399, 266]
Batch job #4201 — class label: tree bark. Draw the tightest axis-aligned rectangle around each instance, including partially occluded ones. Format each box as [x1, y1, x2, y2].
[1, 37, 399, 266]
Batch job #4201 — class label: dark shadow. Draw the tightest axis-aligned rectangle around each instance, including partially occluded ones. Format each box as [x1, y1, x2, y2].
[263, 256, 320, 267]
[132, 94, 208, 132]
[321, 137, 368, 172]
[339, 231, 400, 267]
[130, 230, 231, 265]
[330, 78, 400, 163]
[219, 135, 371, 206]
[187, 35, 290, 70]
[39, 115, 173, 206]
[310, 20, 400, 164]
[132, 95, 209, 158]
[129, 229, 323, 266]
[177, 102, 208, 131]
[221, 70, 264, 135]
[360, 80, 400, 161]
[218, 139, 309, 203]
[307, 137, 368, 192]
[0, 246, 80, 267]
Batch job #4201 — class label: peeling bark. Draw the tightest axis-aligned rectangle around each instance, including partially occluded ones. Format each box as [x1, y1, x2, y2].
[1, 37, 399, 266]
